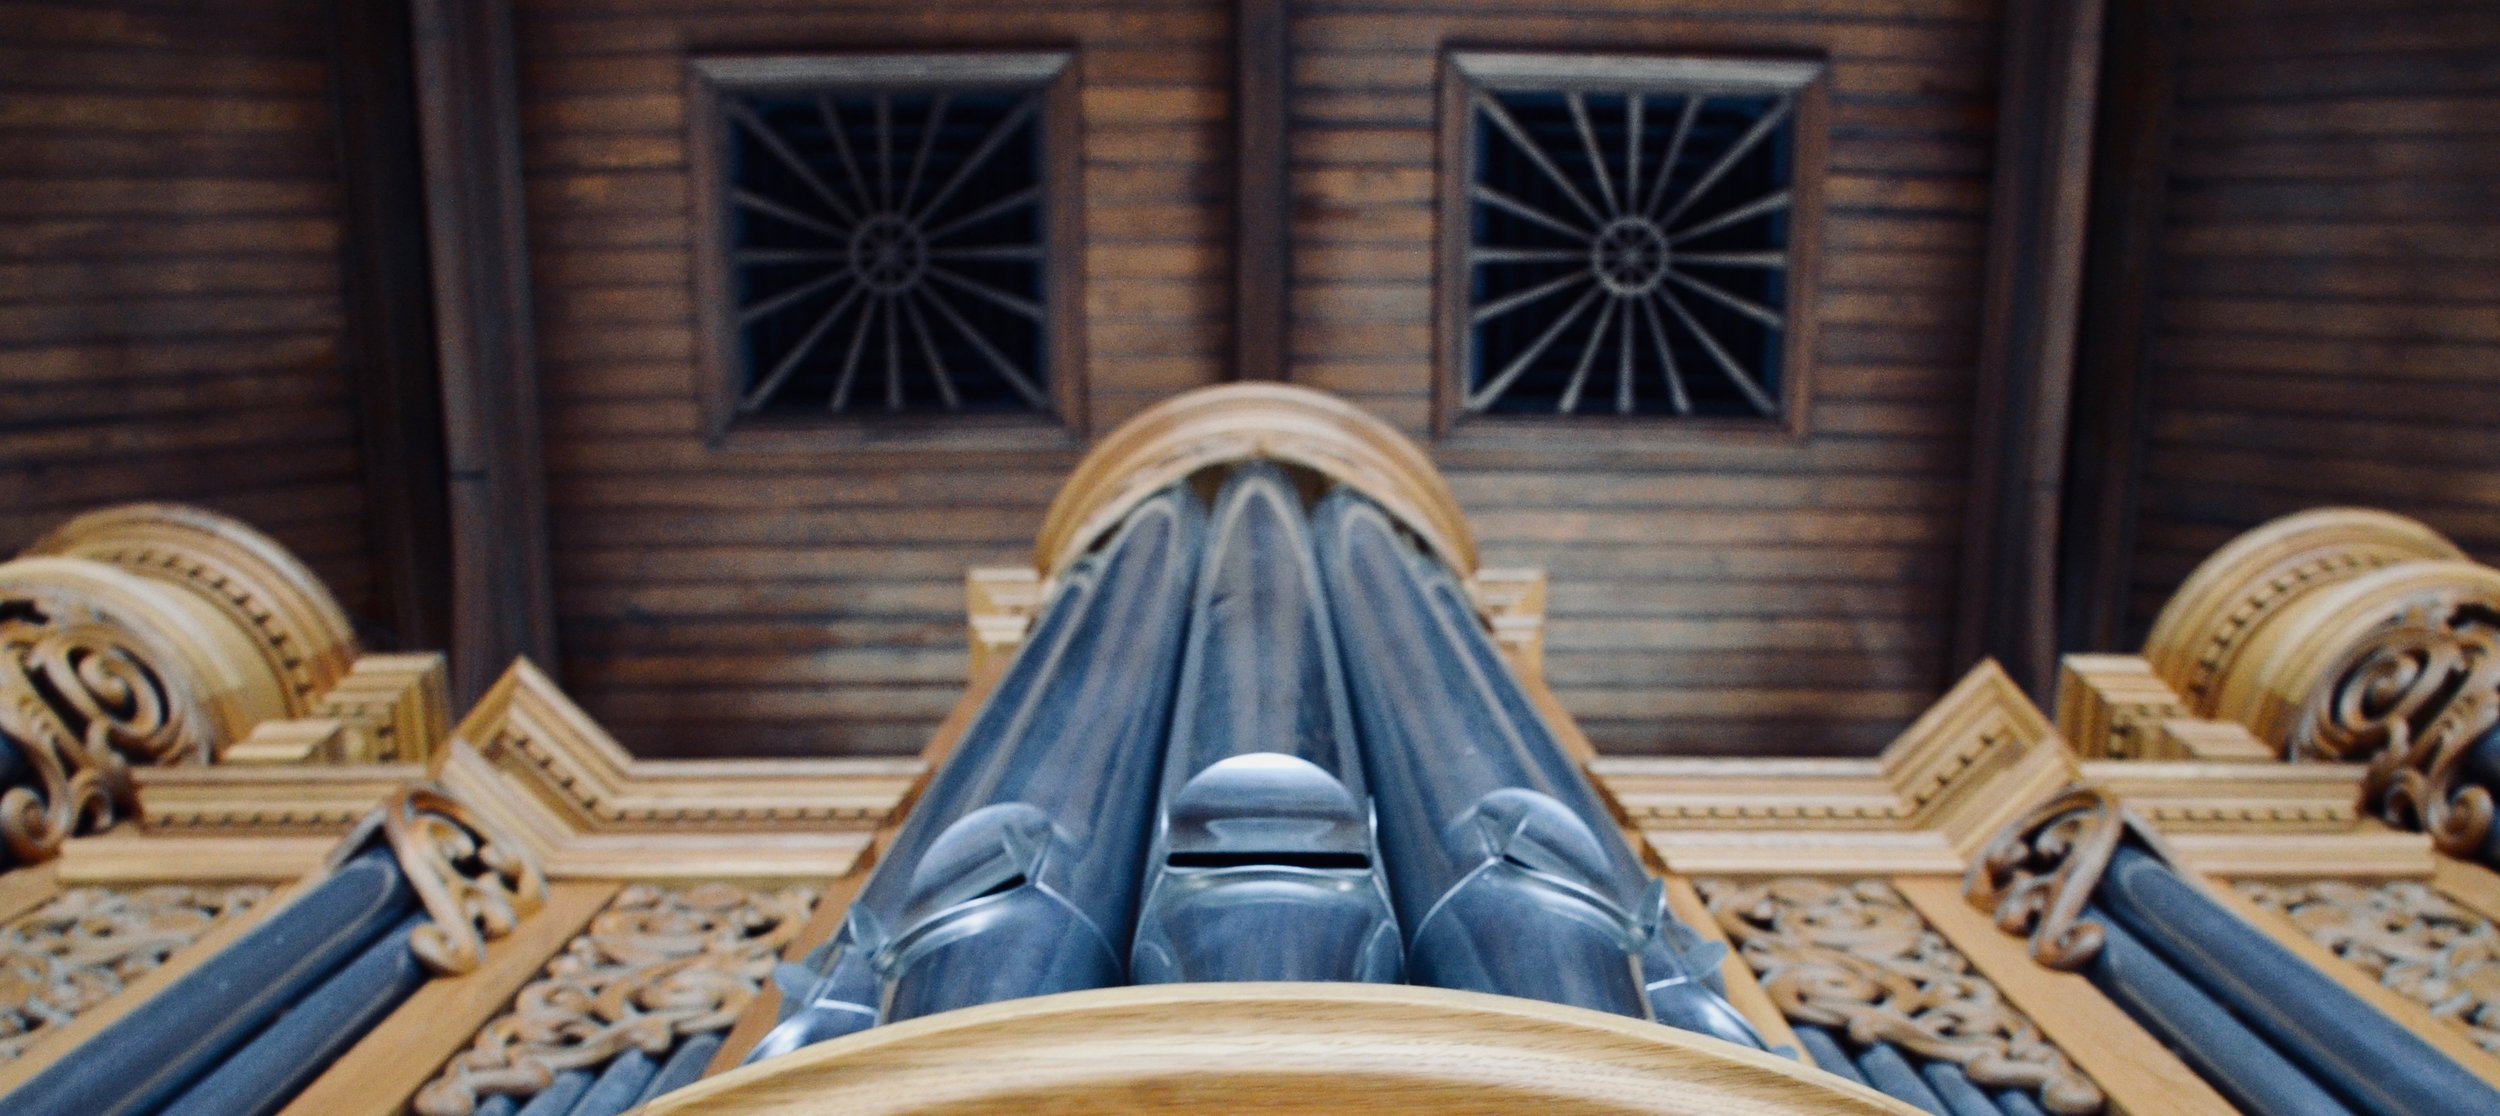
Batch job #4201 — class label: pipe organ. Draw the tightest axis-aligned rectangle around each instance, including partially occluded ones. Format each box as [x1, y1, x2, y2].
[4, 385, 2500, 1115]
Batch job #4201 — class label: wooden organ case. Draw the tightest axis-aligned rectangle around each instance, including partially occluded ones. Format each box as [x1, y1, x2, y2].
[2, 384, 2497, 1116]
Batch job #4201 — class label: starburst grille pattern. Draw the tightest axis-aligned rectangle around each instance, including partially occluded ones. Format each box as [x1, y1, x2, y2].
[724, 87, 1051, 417]
[1460, 77, 1805, 419]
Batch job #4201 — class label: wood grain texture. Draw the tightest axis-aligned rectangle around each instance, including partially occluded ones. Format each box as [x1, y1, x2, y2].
[1284, 0, 2005, 758]
[0, 0, 375, 623]
[2124, 1, 2500, 639]
[514, 0, 1234, 759]
[649, 982, 1923, 1115]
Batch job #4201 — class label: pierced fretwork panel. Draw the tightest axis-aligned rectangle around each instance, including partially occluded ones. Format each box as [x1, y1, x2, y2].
[1699, 877, 2105, 1115]
[2239, 879, 2500, 1054]
[0, 884, 271, 1062]
[1448, 55, 1824, 422]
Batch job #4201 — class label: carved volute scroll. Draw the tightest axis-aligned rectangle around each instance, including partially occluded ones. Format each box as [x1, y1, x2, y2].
[2144, 508, 2463, 720]
[0, 883, 270, 1062]
[1700, 877, 2104, 1114]
[1964, 786, 2134, 972]
[1033, 384, 1478, 580]
[25, 503, 361, 716]
[2223, 563, 2500, 858]
[348, 782, 549, 976]
[412, 882, 817, 1116]
[2238, 879, 2500, 1053]
[0, 564, 236, 861]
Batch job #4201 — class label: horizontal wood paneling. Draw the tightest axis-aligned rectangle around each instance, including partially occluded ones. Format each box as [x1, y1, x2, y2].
[1288, 0, 2002, 757]
[0, 0, 373, 618]
[2127, 1, 2500, 638]
[515, 0, 1234, 756]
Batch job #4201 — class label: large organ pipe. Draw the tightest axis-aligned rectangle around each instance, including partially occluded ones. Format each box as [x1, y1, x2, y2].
[749, 486, 1204, 1060]
[1310, 489, 1766, 1049]
[1129, 465, 1402, 984]
[2089, 845, 2500, 1116]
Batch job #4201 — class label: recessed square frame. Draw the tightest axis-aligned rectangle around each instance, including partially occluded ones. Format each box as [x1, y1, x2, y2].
[686, 52, 1086, 452]
[1435, 50, 1830, 445]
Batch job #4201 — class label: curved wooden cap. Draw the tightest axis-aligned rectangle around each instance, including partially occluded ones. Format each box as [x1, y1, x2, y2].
[26, 502, 361, 714]
[2219, 558, 2500, 758]
[2143, 507, 2462, 716]
[1034, 385, 1475, 577]
[649, 983, 1915, 1115]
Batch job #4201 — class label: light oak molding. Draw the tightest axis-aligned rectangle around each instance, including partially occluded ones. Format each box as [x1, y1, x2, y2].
[648, 983, 1923, 1116]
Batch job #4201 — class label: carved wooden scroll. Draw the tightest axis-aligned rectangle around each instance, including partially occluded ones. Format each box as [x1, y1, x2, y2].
[0, 503, 391, 861]
[350, 782, 550, 976]
[1964, 786, 2131, 972]
[2239, 879, 2500, 1054]
[1701, 877, 2103, 1115]
[0, 884, 270, 1062]
[0, 574, 217, 861]
[411, 882, 817, 1116]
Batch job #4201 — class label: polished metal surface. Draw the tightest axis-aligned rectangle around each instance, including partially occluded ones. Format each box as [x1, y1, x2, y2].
[749, 486, 1203, 1061]
[1311, 489, 1765, 1048]
[1130, 465, 1402, 984]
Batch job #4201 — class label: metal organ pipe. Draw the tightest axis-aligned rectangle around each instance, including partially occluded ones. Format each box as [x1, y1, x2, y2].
[1310, 489, 1766, 1050]
[1129, 464, 1402, 985]
[748, 486, 1204, 1061]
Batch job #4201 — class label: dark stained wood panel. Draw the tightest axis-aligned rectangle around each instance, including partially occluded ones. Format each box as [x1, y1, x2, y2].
[2126, 0, 2500, 638]
[512, 0, 1236, 757]
[0, 0, 376, 621]
[1287, 0, 2003, 757]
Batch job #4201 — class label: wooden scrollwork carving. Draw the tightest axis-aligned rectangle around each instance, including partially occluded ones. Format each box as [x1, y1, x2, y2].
[0, 572, 224, 862]
[1701, 877, 2103, 1114]
[349, 782, 549, 976]
[0, 883, 270, 1061]
[411, 882, 817, 1116]
[1964, 786, 2132, 972]
[2233, 565, 2500, 858]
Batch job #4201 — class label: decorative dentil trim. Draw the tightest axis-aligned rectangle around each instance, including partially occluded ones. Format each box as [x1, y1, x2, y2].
[2144, 507, 2462, 717]
[26, 503, 361, 717]
[2239, 878, 2500, 1054]
[410, 882, 817, 1116]
[1599, 663, 2074, 849]
[0, 882, 270, 1061]
[1699, 876, 2104, 1114]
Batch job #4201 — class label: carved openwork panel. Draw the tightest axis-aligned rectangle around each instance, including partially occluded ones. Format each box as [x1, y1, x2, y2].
[2239, 879, 2500, 1053]
[1699, 876, 2102, 1113]
[412, 882, 817, 1116]
[0, 883, 269, 1061]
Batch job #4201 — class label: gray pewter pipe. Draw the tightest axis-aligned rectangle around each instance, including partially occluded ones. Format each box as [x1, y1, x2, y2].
[748, 485, 1204, 1062]
[1310, 489, 1765, 1048]
[1129, 464, 1402, 984]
